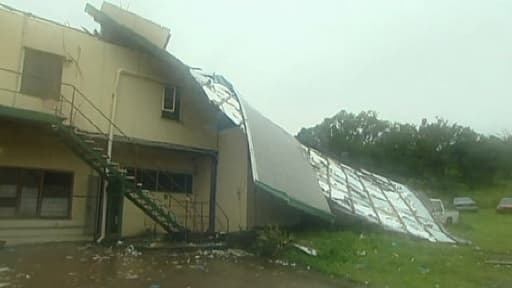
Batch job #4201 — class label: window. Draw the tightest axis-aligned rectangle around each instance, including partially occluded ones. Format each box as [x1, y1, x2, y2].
[137, 169, 158, 191]
[158, 171, 192, 194]
[20, 48, 63, 99]
[0, 167, 72, 219]
[161, 86, 181, 120]
[0, 168, 18, 217]
[127, 167, 192, 194]
[40, 171, 73, 217]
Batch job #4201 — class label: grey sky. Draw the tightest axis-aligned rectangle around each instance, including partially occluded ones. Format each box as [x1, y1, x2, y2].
[4, 0, 511, 135]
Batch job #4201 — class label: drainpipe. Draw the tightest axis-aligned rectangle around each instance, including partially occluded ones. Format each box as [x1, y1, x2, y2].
[96, 69, 122, 243]
[208, 155, 218, 233]
[96, 69, 163, 242]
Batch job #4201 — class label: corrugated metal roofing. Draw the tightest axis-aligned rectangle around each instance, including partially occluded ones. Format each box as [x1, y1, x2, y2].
[242, 100, 332, 220]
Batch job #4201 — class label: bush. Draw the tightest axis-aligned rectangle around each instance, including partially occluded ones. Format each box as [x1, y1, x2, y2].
[252, 226, 294, 257]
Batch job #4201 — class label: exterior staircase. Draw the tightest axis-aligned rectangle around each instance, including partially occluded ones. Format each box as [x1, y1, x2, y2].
[49, 82, 187, 235]
[54, 123, 186, 234]
[0, 67, 230, 239]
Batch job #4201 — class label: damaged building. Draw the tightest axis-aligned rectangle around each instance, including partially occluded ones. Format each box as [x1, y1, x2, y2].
[0, 2, 454, 245]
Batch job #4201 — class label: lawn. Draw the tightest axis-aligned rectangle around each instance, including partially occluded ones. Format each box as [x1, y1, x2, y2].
[283, 210, 512, 288]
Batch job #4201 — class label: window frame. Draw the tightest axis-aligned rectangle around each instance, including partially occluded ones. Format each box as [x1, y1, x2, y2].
[126, 167, 192, 194]
[0, 166, 73, 220]
[161, 86, 181, 120]
[19, 47, 64, 99]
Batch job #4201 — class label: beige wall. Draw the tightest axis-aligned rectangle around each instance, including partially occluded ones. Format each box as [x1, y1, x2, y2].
[112, 144, 212, 236]
[247, 185, 301, 228]
[0, 119, 97, 245]
[215, 128, 249, 232]
[0, 8, 218, 151]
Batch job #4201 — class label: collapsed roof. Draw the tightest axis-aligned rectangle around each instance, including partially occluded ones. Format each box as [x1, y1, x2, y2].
[87, 2, 456, 243]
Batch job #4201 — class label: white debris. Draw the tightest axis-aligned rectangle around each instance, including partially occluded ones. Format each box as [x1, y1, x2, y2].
[0, 267, 9, 273]
[124, 245, 142, 257]
[92, 254, 110, 262]
[293, 244, 318, 256]
[226, 249, 253, 257]
[124, 271, 139, 280]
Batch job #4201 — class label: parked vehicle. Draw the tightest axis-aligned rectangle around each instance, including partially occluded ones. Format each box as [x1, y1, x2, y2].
[430, 199, 459, 224]
[496, 198, 512, 214]
[453, 197, 478, 212]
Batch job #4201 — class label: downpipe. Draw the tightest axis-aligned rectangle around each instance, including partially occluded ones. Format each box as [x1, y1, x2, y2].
[96, 69, 163, 242]
[96, 69, 121, 243]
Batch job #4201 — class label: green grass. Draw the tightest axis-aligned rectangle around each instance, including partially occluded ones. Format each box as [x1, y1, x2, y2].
[283, 210, 512, 288]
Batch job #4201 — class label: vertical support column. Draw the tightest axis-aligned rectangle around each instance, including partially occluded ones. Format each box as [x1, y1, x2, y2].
[208, 155, 218, 233]
[105, 175, 124, 241]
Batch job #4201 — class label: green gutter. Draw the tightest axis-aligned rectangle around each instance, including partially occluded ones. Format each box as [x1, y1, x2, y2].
[254, 180, 333, 222]
[0, 104, 63, 124]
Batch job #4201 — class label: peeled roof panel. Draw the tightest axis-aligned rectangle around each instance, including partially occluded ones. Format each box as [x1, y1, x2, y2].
[190, 70, 244, 127]
[242, 100, 332, 219]
[305, 147, 455, 243]
[189, 69, 454, 242]
[100, 2, 170, 48]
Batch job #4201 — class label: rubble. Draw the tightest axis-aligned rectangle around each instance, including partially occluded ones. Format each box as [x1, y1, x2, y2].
[124, 245, 142, 257]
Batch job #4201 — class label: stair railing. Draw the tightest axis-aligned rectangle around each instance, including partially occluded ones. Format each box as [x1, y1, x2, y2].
[0, 67, 231, 233]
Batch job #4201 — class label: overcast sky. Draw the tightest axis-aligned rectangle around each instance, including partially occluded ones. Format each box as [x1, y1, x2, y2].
[3, 0, 511, 136]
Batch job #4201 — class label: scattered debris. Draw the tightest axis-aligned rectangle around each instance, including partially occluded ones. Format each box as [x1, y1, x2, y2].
[293, 244, 318, 256]
[124, 271, 139, 280]
[15, 273, 30, 279]
[189, 264, 207, 272]
[418, 266, 430, 274]
[485, 260, 512, 266]
[0, 267, 9, 273]
[226, 249, 253, 257]
[77, 244, 92, 251]
[124, 245, 142, 257]
[92, 254, 110, 262]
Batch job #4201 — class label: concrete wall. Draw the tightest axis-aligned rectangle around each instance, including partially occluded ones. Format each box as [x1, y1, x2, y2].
[0, 119, 97, 245]
[0, 7, 218, 151]
[215, 127, 302, 231]
[112, 144, 212, 236]
[247, 185, 301, 228]
[215, 128, 248, 232]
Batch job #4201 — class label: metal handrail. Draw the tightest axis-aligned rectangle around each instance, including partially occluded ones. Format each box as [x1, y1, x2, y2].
[215, 201, 230, 232]
[0, 67, 231, 233]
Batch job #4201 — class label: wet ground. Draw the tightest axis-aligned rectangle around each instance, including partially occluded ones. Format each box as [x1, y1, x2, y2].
[0, 243, 349, 288]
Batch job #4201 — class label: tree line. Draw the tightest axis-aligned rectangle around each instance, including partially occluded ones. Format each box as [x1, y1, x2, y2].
[297, 110, 512, 192]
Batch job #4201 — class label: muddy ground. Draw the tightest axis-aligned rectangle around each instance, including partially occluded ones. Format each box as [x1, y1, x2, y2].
[0, 242, 350, 288]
